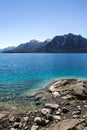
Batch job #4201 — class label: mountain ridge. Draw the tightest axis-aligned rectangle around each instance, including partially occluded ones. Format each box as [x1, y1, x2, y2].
[0, 46, 16, 52]
[2, 33, 87, 53]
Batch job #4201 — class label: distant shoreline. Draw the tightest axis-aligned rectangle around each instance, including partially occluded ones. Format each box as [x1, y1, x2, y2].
[2, 34, 87, 53]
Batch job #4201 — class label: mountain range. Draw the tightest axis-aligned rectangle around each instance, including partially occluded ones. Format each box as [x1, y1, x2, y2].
[2, 33, 87, 53]
[0, 46, 16, 52]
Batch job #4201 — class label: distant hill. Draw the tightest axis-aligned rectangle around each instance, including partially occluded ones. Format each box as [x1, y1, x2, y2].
[2, 33, 87, 53]
[1, 46, 16, 52]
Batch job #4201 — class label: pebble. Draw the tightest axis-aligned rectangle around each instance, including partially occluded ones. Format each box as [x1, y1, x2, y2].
[45, 103, 59, 110]
[72, 110, 81, 115]
[56, 108, 62, 115]
[13, 122, 19, 128]
[84, 105, 87, 108]
[23, 117, 29, 122]
[31, 125, 39, 130]
[52, 91, 60, 97]
[24, 126, 29, 130]
[77, 106, 81, 110]
[46, 114, 53, 121]
[62, 107, 69, 113]
[53, 115, 61, 121]
[72, 115, 80, 118]
[9, 116, 15, 123]
[41, 108, 52, 115]
[34, 117, 48, 125]
[10, 128, 17, 130]
[83, 114, 87, 118]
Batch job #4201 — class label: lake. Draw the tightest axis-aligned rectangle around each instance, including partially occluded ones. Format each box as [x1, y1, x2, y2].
[0, 53, 87, 110]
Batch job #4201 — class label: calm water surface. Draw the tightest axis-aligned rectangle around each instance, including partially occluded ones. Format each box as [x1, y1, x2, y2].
[0, 53, 87, 109]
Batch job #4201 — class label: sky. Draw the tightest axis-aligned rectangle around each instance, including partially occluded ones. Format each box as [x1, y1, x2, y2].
[0, 0, 87, 48]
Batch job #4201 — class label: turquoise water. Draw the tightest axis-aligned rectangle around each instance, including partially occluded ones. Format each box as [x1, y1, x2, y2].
[0, 53, 87, 109]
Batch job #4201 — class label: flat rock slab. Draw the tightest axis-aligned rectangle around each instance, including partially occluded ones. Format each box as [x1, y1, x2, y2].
[58, 119, 84, 130]
[0, 114, 6, 120]
[48, 79, 87, 99]
[39, 124, 59, 130]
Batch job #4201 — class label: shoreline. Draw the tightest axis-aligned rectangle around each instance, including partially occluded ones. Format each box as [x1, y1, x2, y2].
[1, 77, 87, 112]
[1, 78, 87, 129]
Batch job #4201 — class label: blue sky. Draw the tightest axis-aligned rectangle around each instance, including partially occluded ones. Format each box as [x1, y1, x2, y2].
[0, 0, 87, 48]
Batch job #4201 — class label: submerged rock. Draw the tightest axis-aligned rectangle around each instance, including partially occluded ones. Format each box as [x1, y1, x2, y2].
[1, 79, 87, 130]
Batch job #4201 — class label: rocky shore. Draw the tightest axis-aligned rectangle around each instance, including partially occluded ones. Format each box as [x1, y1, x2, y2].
[1, 79, 87, 130]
